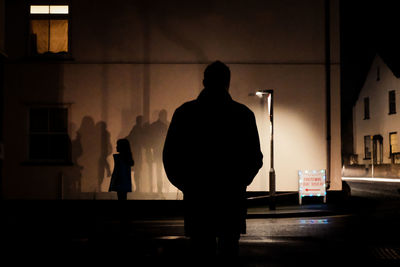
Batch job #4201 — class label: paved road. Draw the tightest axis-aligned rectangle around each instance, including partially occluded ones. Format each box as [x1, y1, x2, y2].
[2, 196, 400, 266]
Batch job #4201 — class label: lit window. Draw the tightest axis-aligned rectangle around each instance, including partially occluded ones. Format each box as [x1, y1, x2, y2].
[390, 132, 400, 164]
[50, 5, 69, 14]
[29, 106, 70, 162]
[30, 5, 69, 14]
[29, 4, 69, 55]
[390, 132, 399, 154]
[30, 5, 51, 14]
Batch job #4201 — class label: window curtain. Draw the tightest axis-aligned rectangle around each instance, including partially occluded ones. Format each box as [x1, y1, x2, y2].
[30, 19, 68, 54]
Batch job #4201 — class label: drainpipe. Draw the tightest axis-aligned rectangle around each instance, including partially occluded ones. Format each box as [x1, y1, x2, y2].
[325, 0, 331, 190]
[0, 51, 6, 200]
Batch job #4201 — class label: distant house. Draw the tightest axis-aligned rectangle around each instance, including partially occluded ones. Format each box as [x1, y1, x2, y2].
[353, 54, 400, 167]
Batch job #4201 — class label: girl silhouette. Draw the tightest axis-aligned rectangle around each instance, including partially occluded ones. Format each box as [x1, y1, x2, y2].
[109, 139, 134, 200]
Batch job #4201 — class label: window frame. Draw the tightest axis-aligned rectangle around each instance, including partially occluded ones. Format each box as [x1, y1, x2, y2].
[364, 135, 372, 160]
[389, 132, 398, 155]
[24, 103, 72, 165]
[27, 2, 72, 60]
[389, 132, 400, 164]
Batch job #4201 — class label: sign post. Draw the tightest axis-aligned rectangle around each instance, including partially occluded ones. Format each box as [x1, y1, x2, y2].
[298, 170, 327, 205]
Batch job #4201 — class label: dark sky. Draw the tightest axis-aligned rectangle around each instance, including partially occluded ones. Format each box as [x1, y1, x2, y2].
[340, 0, 400, 110]
[340, 0, 400, 154]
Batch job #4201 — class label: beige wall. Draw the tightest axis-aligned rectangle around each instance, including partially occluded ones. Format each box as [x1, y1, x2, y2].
[4, 62, 342, 198]
[3, 0, 341, 199]
[72, 0, 326, 63]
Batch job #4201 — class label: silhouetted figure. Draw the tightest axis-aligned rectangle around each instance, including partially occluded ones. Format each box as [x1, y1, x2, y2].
[143, 121, 154, 193]
[163, 61, 263, 264]
[96, 121, 112, 192]
[109, 139, 134, 200]
[126, 116, 144, 193]
[150, 109, 169, 194]
[78, 116, 98, 192]
[67, 123, 82, 194]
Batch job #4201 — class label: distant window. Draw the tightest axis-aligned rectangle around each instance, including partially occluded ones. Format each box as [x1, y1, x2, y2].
[390, 132, 399, 155]
[389, 90, 396, 115]
[364, 135, 371, 159]
[364, 97, 370, 120]
[389, 132, 400, 164]
[29, 4, 70, 56]
[29, 106, 70, 162]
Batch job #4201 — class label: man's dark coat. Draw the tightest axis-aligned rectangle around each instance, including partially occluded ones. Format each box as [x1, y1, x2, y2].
[163, 87, 263, 237]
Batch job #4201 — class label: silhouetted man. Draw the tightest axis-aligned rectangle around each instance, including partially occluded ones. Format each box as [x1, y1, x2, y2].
[163, 61, 263, 263]
[126, 116, 144, 192]
[150, 110, 169, 194]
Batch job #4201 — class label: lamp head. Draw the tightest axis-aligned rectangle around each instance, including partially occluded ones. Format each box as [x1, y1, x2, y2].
[255, 89, 273, 98]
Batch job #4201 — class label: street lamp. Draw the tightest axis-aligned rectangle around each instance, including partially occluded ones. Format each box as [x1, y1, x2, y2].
[256, 89, 276, 210]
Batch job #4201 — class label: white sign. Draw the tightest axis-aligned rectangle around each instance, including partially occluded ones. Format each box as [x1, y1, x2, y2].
[298, 169, 326, 205]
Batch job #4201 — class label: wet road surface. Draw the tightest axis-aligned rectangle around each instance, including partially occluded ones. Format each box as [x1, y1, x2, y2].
[2, 196, 400, 266]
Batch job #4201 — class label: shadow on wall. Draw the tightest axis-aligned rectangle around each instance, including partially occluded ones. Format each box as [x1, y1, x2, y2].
[126, 109, 172, 197]
[64, 122, 82, 194]
[64, 116, 112, 194]
[64, 111, 174, 198]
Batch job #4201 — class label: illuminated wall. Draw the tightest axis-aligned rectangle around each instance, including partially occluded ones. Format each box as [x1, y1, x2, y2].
[3, 0, 341, 199]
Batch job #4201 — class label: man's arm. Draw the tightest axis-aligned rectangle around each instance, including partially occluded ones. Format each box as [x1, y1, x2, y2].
[244, 111, 263, 186]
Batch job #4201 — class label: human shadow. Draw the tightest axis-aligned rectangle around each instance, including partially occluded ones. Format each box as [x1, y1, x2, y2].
[150, 109, 169, 194]
[75, 116, 112, 194]
[126, 115, 145, 193]
[68, 122, 83, 194]
[143, 121, 154, 193]
[96, 121, 112, 192]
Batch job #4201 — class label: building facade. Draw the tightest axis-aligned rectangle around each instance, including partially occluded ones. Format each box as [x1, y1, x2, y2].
[3, 0, 341, 199]
[353, 55, 400, 168]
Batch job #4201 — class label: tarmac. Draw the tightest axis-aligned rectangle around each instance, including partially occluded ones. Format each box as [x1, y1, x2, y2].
[1, 191, 355, 266]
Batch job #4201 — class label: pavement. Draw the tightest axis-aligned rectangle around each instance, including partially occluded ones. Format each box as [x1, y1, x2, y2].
[1, 191, 357, 266]
[3, 185, 400, 266]
[247, 202, 338, 218]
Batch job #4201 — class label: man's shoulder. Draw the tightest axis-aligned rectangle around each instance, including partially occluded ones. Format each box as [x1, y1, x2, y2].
[175, 99, 198, 114]
[173, 98, 254, 118]
[231, 100, 255, 117]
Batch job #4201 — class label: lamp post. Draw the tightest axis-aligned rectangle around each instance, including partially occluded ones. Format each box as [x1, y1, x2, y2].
[256, 89, 276, 210]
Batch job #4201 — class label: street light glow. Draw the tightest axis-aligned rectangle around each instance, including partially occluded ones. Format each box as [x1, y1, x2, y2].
[255, 89, 273, 97]
[342, 177, 400, 183]
[255, 91, 263, 97]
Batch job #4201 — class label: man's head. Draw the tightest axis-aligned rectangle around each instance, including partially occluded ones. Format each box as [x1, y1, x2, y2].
[159, 109, 167, 122]
[203, 61, 231, 91]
